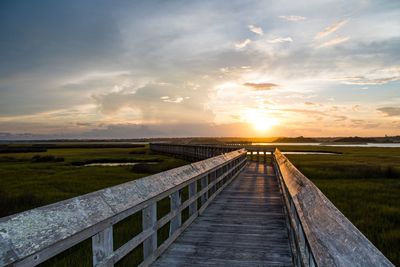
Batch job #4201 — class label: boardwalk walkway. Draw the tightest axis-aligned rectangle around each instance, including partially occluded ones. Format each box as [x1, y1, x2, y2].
[152, 162, 293, 267]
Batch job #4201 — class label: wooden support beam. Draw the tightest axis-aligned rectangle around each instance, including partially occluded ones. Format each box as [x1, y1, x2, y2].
[210, 171, 217, 195]
[200, 176, 208, 205]
[188, 181, 198, 216]
[142, 203, 157, 259]
[169, 191, 181, 236]
[92, 226, 113, 267]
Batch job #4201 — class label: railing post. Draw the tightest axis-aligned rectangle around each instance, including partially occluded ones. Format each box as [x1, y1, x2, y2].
[92, 226, 113, 267]
[142, 203, 157, 259]
[210, 170, 217, 195]
[188, 181, 198, 215]
[170, 190, 182, 235]
[200, 175, 208, 205]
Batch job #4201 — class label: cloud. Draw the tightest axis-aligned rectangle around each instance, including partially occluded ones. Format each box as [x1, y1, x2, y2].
[278, 15, 306, 22]
[334, 115, 347, 121]
[377, 107, 400, 117]
[1, 1, 400, 137]
[161, 96, 184, 103]
[267, 37, 293, 43]
[234, 39, 251, 49]
[315, 19, 349, 39]
[352, 105, 360, 111]
[317, 36, 350, 48]
[0, 122, 259, 139]
[93, 82, 213, 124]
[243, 82, 279, 90]
[248, 24, 263, 35]
[343, 76, 400, 85]
[340, 67, 400, 85]
[304, 102, 321, 106]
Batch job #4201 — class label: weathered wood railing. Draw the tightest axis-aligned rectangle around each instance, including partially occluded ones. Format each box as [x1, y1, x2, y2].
[150, 143, 274, 162]
[0, 149, 247, 267]
[150, 143, 237, 160]
[273, 148, 394, 267]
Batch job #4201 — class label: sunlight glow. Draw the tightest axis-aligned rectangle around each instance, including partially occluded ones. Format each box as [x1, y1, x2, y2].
[244, 109, 279, 132]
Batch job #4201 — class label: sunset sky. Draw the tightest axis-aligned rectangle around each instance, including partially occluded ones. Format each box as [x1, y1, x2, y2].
[0, 0, 399, 138]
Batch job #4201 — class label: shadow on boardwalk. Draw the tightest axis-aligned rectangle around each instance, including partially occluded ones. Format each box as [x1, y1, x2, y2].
[152, 162, 292, 267]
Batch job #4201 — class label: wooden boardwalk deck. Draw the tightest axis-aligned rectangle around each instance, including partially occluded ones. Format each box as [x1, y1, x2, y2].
[152, 162, 293, 267]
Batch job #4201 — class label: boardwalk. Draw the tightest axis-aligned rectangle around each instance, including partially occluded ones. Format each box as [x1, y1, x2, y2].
[152, 162, 293, 267]
[1, 146, 394, 267]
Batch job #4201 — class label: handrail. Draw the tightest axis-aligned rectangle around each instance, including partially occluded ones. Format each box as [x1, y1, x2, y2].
[150, 143, 274, 163]
[273, 148, 394, 267]
[150, 143, 238, 160]
[0, 149, 247, 267]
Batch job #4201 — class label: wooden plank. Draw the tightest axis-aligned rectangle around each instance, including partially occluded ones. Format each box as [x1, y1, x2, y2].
[152, 162, 292, 266]
[140, 160, 246, 267]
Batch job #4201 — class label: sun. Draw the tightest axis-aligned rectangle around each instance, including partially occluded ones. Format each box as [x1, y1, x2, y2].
[244, 109, 278, 132]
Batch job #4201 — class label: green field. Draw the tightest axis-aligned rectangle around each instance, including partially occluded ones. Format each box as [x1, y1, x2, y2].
[0, 145, 189, 218]
[0, 144, 399, 265]
[277, 146, 400, 265]
[0, 145, 190, 266]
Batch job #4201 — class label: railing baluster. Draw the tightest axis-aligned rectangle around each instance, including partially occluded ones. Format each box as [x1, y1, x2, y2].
[170, 190, 182, 235]
[142, 203, 157, 259]
[92, 226, 113, 267]
[200, 175, 208, 205]
[210, 170, 217, 195]
[188, 181, 198, 215]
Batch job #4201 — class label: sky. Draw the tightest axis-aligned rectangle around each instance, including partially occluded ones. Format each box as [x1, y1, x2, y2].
[0, 0, 399, 139]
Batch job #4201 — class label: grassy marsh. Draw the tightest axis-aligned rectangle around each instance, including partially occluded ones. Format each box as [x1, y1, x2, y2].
[0, 144, 399, 265]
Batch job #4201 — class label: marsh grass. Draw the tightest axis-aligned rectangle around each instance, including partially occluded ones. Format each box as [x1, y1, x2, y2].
[0, 146, 188, 218]
[0, 146, 189, 266]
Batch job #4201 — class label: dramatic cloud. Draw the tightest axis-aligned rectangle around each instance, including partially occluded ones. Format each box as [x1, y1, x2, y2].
[315, 19, 349, 39]
[377, 107, 400, 117]
[0, 1, 399, 137]
[243, 82, 279, 90]
[267, 37, 293, 43]
[317, 36, 350, 48]
[234, 39, 251, 49]
[279, 15, 306, 22]
[248, 24, 263, 35]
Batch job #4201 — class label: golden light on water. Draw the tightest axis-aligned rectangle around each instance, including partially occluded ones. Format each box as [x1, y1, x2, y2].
[244, 109, 279, 133]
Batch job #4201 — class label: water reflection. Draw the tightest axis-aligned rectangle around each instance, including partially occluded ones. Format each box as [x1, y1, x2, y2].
[252, 142, 400, 147]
